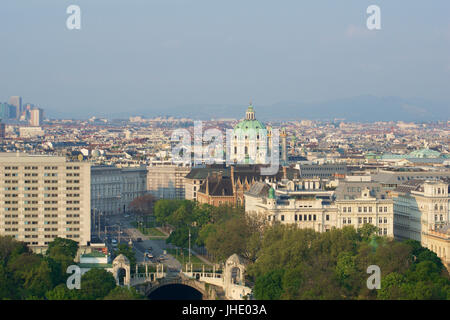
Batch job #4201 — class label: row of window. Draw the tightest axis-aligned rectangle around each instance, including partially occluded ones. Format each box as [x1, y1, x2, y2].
[343, 217, 389, 224]
[1, 180, 80, 184]
[342, 206, 389, 213]
[3, 200, 79, 204]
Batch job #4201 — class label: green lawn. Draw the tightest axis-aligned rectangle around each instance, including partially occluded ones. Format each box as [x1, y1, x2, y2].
[130, 221, 167, 238]
[167, 248, 211, 269]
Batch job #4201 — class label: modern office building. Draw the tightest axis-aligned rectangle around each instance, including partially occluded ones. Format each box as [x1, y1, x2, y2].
[0, 153, 91, 249]
[0, 103, 16, 120]
[0, 120, 5, 139]
[30, 108, 44, 126]
[8, 96, 22, 119]
[91, 166, 147, 215]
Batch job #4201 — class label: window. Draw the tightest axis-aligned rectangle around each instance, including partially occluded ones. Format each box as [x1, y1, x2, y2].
[326, 215, 329, 221]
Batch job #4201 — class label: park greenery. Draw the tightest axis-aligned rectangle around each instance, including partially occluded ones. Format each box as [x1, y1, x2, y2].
[153, 199, 450, 300]
[0, 236, 144, 300]
[1, 197, 449, 300]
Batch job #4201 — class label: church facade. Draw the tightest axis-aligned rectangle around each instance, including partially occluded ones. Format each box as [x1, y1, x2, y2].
[229, 103, 271, 165]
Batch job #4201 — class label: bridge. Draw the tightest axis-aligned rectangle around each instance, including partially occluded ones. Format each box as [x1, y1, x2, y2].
[112, 253, 253, 300]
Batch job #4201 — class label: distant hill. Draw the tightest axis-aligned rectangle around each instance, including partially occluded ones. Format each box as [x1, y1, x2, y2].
[46, 95, 450, 122]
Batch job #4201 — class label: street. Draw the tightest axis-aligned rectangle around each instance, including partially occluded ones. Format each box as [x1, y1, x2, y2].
[99, 213, 182, 273]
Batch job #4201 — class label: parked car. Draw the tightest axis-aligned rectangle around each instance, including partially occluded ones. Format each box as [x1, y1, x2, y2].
[136, 237, 142, 242]
[111, 239, 118, 246]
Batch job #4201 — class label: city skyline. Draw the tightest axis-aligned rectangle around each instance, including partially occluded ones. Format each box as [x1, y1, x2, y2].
[1, 1, 450, 120]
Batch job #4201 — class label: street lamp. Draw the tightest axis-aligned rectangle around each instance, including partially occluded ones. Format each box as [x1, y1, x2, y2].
[188, 228, 191, 266]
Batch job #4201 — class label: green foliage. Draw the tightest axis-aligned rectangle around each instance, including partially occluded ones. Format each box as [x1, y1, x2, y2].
[249, 225, 450, 300]
[47, 238, 78, 260]
[166, 226, 197, 248]
[45, 284, 80, 300]
[357, 223, 378, 241]
[103, 286, 145, 300]
[254, 269, 284, 300]
[78, 268, 116, 300]
[46, 237, 79, 282]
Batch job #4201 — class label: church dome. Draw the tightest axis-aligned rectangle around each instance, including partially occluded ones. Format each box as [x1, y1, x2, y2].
[233, 104, 266, 134]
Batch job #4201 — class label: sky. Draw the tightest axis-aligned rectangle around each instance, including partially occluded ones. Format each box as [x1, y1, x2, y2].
[0, 0, 449, 118]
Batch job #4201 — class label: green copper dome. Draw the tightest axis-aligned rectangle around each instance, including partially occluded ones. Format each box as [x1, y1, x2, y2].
[234, 104, 266, 131]
[234, 119, 266, 131]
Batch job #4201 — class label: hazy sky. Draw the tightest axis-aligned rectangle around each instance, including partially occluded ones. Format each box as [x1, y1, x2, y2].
[1, 0, 449, 117]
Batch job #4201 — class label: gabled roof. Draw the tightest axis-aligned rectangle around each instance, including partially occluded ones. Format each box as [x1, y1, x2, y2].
[198, 175, 234, 196]
[246, 182, 270, 198]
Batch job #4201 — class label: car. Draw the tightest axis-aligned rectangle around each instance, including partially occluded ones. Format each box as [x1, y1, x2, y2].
[111, 239, 118, 246]
[148, 246, 153, 252]
[145, 252, 154, 259]
[136, 238, 142, 242]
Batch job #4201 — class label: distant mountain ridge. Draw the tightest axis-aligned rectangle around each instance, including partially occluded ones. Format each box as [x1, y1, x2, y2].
[46, 95, 450, 122]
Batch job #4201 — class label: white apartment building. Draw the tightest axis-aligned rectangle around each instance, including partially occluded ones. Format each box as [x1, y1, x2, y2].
[392, 180, 449, 268]
[392, 180, 449, 242]
[0, 153, 91, 249]
[244, 179, 395, 237]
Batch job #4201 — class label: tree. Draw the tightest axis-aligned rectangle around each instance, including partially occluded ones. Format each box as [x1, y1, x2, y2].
[47, 237, 78, 260]
[45, 283, 80, 300]
[0, 236, 29, 265]
[357, 223, 378, 241]
[7, 253, 55, 299]
[103, 286, 145, 300]
[78, 268, 116, 300]
[254, 269, 284, 300]
[204, 216, 251, 262]
[377, 272, 406, 300]
[130, 194, 156, 224]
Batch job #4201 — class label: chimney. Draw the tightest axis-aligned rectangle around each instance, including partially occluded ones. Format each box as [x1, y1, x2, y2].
[283, 166, 287, 180]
